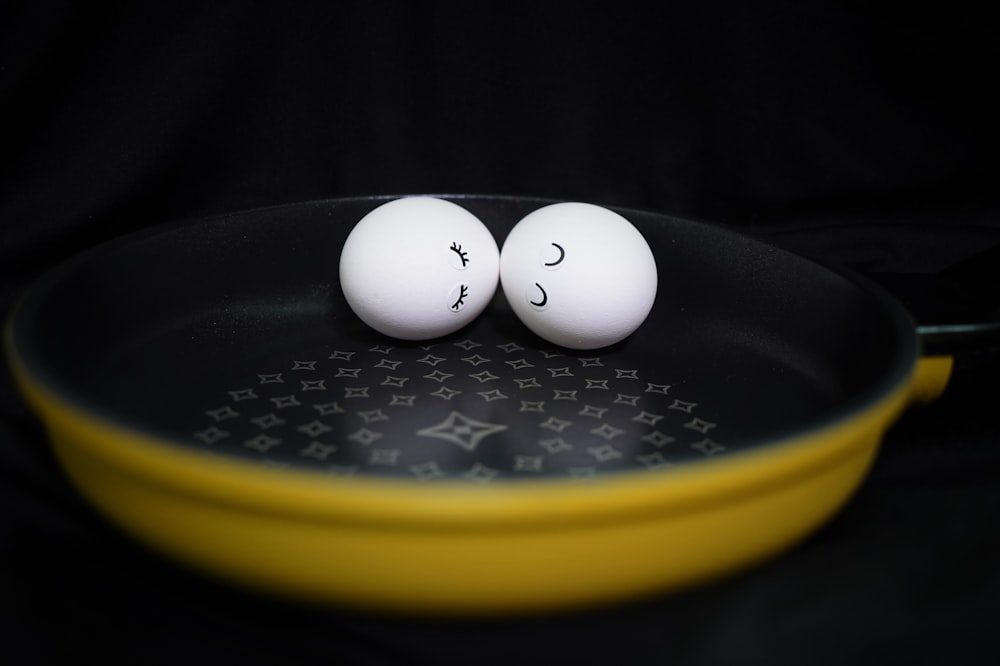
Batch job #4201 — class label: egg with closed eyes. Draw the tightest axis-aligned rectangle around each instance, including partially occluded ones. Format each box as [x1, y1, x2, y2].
[499, 202, 657, 350]
[339, 197, 500, 340]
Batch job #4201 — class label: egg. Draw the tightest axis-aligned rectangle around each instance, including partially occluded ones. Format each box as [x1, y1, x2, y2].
[499, 202, 657, 350]
[339, 197, 500, 340]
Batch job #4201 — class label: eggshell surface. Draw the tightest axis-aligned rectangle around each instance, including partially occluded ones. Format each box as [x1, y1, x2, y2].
[499, 202, 657, 350]
[339, 197, 500, 340]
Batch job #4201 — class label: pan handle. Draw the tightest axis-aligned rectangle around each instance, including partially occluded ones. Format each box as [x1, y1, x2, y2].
[865, 240, 1000, 356]
[865, 241, 1000, 404]
[908, 355, 955, 405]
[757, 225, 998, 402]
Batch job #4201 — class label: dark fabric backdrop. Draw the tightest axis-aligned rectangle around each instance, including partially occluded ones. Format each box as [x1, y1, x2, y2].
[2, 2, 998, 665]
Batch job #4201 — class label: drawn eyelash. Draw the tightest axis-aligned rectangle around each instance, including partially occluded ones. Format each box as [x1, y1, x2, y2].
[450, 284, 469, 311]
[449, 242, 470, 267]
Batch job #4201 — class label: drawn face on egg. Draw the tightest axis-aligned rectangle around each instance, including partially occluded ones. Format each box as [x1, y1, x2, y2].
[339, 197, 500, 340]
[523, 242, 566, 309]
[500, 203, 658, 351]
[446, 242, 471, 312]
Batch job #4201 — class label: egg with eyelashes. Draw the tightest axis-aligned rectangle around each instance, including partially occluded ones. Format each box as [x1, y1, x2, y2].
[339, 197, 500, 340]
[499, 202, 658, 350]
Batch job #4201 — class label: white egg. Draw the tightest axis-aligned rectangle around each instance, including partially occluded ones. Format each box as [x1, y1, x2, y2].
[499, 202, 657, 350]
[339, 197, 500, 340]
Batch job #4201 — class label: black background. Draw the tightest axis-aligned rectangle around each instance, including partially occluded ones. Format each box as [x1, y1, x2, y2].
[2, 2, 998, 664]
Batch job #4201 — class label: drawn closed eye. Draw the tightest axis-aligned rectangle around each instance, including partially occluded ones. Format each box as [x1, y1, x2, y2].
[449, 242, 470, 267]
[450, 284, 470, 311]
[529, 283, 548, 308]
[543, 242, 565, 268]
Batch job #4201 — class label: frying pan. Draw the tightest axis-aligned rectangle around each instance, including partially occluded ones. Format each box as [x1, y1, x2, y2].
[3, 195, 966, 615]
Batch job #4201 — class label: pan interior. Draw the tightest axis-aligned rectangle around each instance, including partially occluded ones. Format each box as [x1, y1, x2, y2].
[12, 196, 914, 481]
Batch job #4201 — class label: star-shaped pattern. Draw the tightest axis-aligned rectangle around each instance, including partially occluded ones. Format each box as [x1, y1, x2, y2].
[514, 456, 544, 472]
[691, 438, 725, 456]
[297, 420, 333, 437]
[430, 386, 461, 400]
[416, 411, 508, 451]
[636, 452, 672, 469]
[540, 417, 572, 432]
[469, 370, 499, 383]
[356, 409, 388, 424]
[590, 423, 625, 440]
[348, 428, 382, 445]
[578, 404, 607, 418]
[300, 442, 337, 460]
[369, 448, 400, 465]
[632, 411, 663, 426]
[300, 380, 327, 391]
[587, 444, 623, 462]
[205, 406, 239, 421]
[195, 337, 731, 480]
[462, 463, 499, 482]
[641, 431, 676, 447]
[538, 437, 572, 453]
[271, 395, 301, 409]
[228, 388, 258, 402]
[410, 461, 446, 481]
[684, 418, 717, 434]
[244, 434, 282, 452]
[424, 369, 454, 382]
[251, 413, 285, 429]
[194, 426, 229, 444]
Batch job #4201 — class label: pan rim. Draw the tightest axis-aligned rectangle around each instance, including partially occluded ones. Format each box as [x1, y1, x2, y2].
[6, 343, 913, 529]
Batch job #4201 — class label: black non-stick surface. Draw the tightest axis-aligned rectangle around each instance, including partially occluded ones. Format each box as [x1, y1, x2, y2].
[14, 196, 914, 479]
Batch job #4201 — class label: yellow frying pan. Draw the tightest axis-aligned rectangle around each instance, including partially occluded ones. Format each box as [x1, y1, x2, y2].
[3, 195, 965, 615]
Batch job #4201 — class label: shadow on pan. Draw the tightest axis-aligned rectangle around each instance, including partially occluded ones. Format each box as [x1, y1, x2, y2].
[3, 195, 969, 615]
